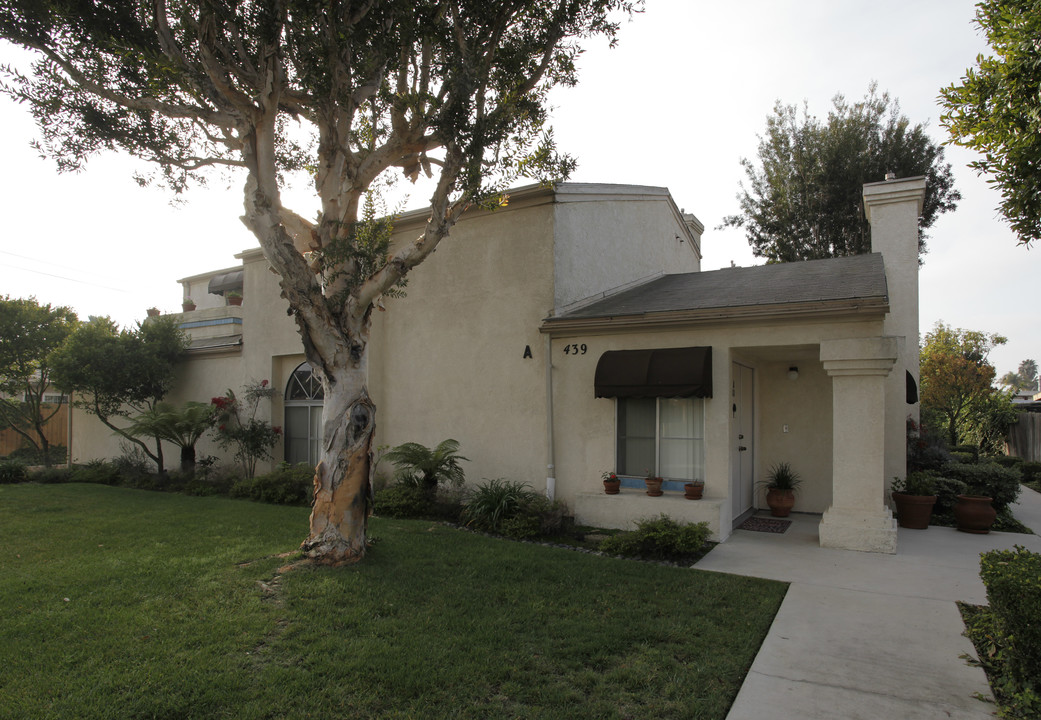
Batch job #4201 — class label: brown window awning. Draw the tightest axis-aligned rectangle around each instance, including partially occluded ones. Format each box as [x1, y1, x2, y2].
[208, 269, 244, 295]
[594, 346, 712, 399]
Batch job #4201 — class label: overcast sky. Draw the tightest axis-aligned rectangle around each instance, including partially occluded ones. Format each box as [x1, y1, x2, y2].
[0, 0, 1034, 377]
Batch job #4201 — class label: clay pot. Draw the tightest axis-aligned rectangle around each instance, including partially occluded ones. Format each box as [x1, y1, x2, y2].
[954, 495, 997, 534]
[892, 492, 936, 529]
[644, 477, 664, 497]
[228, 295, 243, 306]
[765, 488, 795, 517]
[603, 479, 620, 495]
[684, 482, 704, 500]
[182, 303, 196, 312]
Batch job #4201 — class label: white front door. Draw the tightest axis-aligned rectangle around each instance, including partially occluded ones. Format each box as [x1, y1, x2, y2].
[730, 362, 755, 523]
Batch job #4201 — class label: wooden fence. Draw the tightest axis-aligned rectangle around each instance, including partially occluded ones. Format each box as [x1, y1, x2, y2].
[0, 404, 69, 459]
[1007, 411, 1041, 462]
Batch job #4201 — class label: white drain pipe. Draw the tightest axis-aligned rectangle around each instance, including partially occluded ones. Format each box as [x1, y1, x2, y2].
[545, 333, 556, 501]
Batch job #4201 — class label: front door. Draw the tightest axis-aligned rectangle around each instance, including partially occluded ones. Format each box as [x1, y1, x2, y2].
[730, 362, 755, 523]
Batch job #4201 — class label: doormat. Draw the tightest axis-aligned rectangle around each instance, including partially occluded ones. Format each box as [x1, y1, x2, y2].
[738, 517, 791, 534]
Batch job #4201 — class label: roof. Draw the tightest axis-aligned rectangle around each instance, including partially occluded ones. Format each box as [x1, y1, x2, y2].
[543, 253, 889, 331]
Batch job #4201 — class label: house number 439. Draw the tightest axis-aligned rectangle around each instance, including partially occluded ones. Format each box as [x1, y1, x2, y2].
[563, 343, 587, 355]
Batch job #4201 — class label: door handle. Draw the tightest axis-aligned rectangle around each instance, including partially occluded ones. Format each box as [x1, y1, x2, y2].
[738, 446, 747, 451]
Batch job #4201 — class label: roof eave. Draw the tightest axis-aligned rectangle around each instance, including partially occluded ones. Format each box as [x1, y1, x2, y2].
[540, 297, 889, 335]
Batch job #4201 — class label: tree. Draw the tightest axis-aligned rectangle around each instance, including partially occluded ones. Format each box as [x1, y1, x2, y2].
[0, 296, 78, 465]
[722, 85, 960, 262]
[919, 321, 1006, 447]
[0, 0, 634, 563]
[126, 401, 216, 474]
[211, 380, 281, 481]
[939, 0, 1041, 246]
[998, 359, 1039, 392]
[50, 316, 188, 472]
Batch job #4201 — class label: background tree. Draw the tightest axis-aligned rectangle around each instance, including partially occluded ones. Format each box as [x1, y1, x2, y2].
[722, 84, 960, 262]
[50, 316, 188, 472]
[0, 0, 634, 563]
[939, 0, 1041, 246]
[998, 359, 1039, 393]
[211, 380, 281, 482]
[919, 321, 1007, 447]
[0, 296, 78, 466]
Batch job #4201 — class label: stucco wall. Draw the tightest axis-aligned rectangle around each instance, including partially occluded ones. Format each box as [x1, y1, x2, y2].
[552, 186, 701, 309]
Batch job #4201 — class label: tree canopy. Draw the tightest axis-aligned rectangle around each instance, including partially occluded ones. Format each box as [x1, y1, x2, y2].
[0, 0, 636, 563]
[722, 85, 960, 262]
[939, 0, 1041, 246]
[0, 295, 78, 465]
[50, 316, 188, 472]
[998, 359, 1038, 393]
[919, 321, 1008, 448]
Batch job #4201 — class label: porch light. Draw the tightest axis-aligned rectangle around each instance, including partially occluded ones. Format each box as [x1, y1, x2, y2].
[787, 366, 799, 381]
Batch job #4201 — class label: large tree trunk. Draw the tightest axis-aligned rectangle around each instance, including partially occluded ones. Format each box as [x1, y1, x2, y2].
[300, 356, 375, 564]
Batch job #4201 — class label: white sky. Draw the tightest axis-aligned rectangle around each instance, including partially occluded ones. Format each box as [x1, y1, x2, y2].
[0, 0, 1035, 377]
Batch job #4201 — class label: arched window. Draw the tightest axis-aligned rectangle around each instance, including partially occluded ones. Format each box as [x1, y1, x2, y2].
[285, 362, 324, 466]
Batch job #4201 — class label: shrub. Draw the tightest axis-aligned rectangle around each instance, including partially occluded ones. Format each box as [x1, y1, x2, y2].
[374, 483, 432, 519]
[28, 466, 73, 484]
[383, 439, 468, 495]
[229, 462, 313, 505]
[599, 515, 711, 562]
[950, 451, 977, 464]
[463, 478, 540, 532]
[972, 546, 1041, 715]
[993, 455, 1024, 469]
[892, 471, 937, 496]
[0, 460, 28, 484]
[931, 475, 969, 520]
[1021, 462, 1041, 485]
[69, 460, 121, 485]
[6, 444, 67, 466]
[941, 461, 1021, 511]
[183, 462, 239, 497]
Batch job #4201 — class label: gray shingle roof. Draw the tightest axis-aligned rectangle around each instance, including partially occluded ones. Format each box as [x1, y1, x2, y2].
[553, 253, 888, 321]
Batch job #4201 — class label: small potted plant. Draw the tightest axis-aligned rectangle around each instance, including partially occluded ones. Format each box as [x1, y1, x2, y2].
[891, 472, 937, 529]
[226, 290, 243, 306]
[602, 471, 620, 495]
[684, 479, 704, 500]
[644, 468, 663, 497]
[758, 462, 801, 517]
[182, 297, 196, 312]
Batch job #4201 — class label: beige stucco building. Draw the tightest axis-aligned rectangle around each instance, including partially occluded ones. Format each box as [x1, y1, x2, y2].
[71, 178, 927, 553]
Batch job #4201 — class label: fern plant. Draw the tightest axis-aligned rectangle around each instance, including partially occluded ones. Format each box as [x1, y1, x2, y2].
[383, 438, 469, 494]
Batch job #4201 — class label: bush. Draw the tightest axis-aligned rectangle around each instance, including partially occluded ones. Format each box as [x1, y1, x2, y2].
[28, 466, 73, 484]
[993, 455, 1024, 469]
[70, 460, 121, 485]
[931, 475, 969, 520]
[0, 460, 28, 484]
[941, 461, 1021, 511]
[5, 444, 67, 466]
[463, 479, 540, 531]
[950, 451, 977, 464]
[969, 546, 1041, 716]
[183, 463, 240, 497]
[598, 515, 711, 562]
[1021, 462, 1041, 485]
[375, 483, 432, 519]
[229, 462, 313, 505]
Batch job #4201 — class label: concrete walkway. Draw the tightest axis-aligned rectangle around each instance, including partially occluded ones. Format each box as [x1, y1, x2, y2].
[695, 487, 1041, 720]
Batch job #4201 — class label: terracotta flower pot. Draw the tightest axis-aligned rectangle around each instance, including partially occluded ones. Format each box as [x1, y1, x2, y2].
[953, 495, 997, 534]
[765, 488, 795, 517]
[684, 482, 704, 500]
[603, 479, 620, 495]
[182, 303, 196, 312]
[228, 295, 243, 306]
[645, 477, 664, 497]
[892, 492, 936, 529]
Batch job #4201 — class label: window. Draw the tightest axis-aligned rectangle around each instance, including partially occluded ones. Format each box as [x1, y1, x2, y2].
[617, 397, 704, 480]
[285, 362, 324, 466]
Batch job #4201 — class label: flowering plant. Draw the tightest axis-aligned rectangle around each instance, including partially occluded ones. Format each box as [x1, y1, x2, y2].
[211, 379, 281, 480]
[601, 471, 618, 482]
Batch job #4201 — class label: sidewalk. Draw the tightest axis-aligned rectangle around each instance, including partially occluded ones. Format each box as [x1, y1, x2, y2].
[695, 487, 1041, 720]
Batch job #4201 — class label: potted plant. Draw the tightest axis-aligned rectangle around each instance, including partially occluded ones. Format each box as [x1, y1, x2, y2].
[181, 297, 196, 311]
[954, 486, 998, 534]
[644, 468, 663, 497]
[891, 472, 937, 529]
[684, 479, 704, 500]
[602, 471, 620, 495]
[758, 462, 801, 517]
[226, 290, 243, 306]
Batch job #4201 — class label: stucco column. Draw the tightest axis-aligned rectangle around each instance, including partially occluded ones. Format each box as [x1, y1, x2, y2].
[819, 337, 899, 554]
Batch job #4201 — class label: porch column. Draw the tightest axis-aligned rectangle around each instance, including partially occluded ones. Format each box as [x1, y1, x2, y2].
[819, 337, 899, 554]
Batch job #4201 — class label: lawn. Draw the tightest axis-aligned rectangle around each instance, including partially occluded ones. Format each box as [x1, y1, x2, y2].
[0, 483, 787, 719]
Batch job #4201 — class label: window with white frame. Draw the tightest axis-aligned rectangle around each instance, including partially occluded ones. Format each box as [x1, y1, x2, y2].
[616, 397, 705, 480]
[285, 362, 324, 466]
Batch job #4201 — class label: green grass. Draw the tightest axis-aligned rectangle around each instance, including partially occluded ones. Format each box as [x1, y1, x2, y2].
[0, 483, 787, 719]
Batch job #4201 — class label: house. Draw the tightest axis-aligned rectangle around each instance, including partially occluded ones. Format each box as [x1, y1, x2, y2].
[70, 177, 926, 554]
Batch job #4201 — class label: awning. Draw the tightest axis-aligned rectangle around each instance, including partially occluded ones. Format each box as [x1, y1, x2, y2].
[594, 346, 712, 399]
[208, 269, 244, 295]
